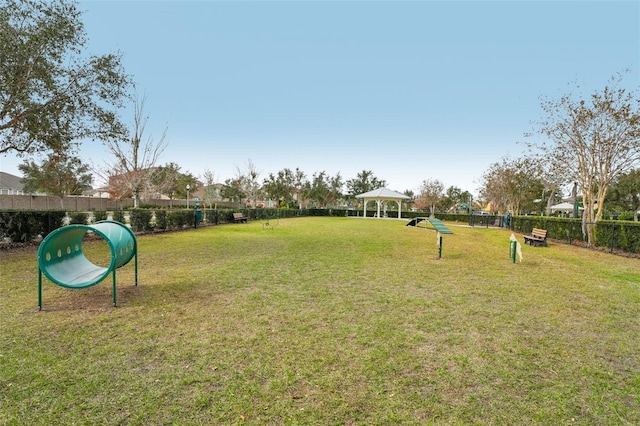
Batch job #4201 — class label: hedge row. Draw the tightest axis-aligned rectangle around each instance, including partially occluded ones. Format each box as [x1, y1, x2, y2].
[0, 208, 316, 243]
[2, 209, 638, 253]
[0, 211, 67, 244]
[510, 216, 640, 254]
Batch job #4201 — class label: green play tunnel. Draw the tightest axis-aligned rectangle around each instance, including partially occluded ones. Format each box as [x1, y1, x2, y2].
[37, 220, 138, 309]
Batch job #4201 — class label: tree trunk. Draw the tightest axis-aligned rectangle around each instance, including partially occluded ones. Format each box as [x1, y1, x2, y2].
[582, 193, 595, 246]
[546, 192, 554, 216]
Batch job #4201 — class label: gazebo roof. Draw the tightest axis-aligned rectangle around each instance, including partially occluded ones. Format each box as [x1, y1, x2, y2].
[550, 202, 583, 212]
[355, 187, 410, 200]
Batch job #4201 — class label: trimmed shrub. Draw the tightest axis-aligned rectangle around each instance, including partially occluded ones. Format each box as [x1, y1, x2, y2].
[166, 210, 192, 230]
[93, 211, 108, 222]
[154, 210, 167, 230]
[129, 209, 154, 232]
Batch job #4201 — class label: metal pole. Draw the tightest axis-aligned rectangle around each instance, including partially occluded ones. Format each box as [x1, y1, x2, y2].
[510, 241, 517, 263]
[112, 269, 117, 307]
[134, 251, 138, 286]
[38, 268, 43, 310]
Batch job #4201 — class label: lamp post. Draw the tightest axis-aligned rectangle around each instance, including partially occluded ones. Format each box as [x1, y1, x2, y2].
[186, 184, 190, 208]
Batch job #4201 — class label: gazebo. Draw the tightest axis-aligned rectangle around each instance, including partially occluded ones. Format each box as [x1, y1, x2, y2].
[550, 201, 582, 217]
[355, 187, 411, 219]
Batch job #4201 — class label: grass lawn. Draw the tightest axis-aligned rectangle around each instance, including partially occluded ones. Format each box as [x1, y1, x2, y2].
[1, 216, 639, 425]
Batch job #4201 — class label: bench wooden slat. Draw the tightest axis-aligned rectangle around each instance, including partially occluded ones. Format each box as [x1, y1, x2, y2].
[233, 212, 248, 223]
[523, 228, 547, 247]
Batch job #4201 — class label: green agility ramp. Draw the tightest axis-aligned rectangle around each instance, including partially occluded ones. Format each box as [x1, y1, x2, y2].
[406, 217, 426, 227]
[406, 217, 453, 234]
[406, 217, 453, 259]
[37, 220, 138, 310]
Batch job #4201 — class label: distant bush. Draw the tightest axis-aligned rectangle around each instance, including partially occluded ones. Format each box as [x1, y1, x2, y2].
[68, 212, 88, 224]
[112, 210, 126, 223]
[93, 211, 108, 222]
[0, 211, 66, 243]
[139, 203, 162, 209]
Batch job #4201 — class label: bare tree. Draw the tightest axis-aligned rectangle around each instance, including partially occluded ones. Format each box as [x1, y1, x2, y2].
[235, 159, 261, 207]
[102, 94, 168, 208]
[528, 72, 640, 245]
[201, 168, 219, 209]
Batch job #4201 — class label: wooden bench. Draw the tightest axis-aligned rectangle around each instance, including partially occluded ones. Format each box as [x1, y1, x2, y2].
[523, 228, 547, 247]
[233, 212, 248, 223]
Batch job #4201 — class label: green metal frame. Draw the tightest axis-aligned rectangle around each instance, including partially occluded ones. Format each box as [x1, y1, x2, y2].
[406, 217, 453, 259]
[37, 220, 137, 310]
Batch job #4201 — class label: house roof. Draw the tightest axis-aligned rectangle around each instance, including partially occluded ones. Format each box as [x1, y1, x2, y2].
[0, 172, 24, 191]
[354, 187, 410, 200]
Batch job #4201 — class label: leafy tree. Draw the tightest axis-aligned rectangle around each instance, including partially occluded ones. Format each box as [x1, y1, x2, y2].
[18, 153, 92, 197]
[292, 168, 307, 209]
[261, 167, 309, 208]
[403, 189, 415, 211]
[262, 168, 295, 207]
[150, 162, 181, 207]
[414, 179, 444, 217]
[528, 72, 640, 244]
[175, 172, 198, 206]
[606, 169, 640, 221]
[0, 0, 131, 155]
[157, 170, 198, 202]
[345, 170, 386, 197]
[305, 171, 343, 208]
[221, 177, 244, 203]
[102, 94, 167, 208]
[327, 173, 345, 207]
[441, 186, 462, 212]
[479, 156, 542, 215]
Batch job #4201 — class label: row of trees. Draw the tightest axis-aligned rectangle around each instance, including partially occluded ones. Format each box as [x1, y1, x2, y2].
[477, 72, 640, 244]
[146, 163, 479, 218]
[187, 165, 394, 210]
[480, 158, 639, 219]
[2, 1, 638, 247]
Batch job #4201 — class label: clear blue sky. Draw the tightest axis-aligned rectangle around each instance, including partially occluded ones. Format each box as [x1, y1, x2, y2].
[1, 0, 638, 196]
